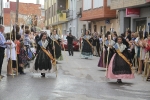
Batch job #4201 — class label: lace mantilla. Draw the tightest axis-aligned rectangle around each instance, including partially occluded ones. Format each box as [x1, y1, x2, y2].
[83, 35, 91, 40]
[42, 40, 48, 49]
[117, 43, 126, 52]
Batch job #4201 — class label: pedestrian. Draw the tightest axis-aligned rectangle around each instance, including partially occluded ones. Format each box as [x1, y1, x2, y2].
[92, 32, 98, 56]
[6, 33, 16, 76]
[24, 29, 33, 64]
[66, 33, 74, 56]
[137, 31, 146, 74]
[20, 25, 24, 38]
[24, 29, 31, 53]
[106, 36, 134, 83]
[14, 34, 26, 74]
[33, 32, 55, 77]
[0, 25, 12, 79]
[96, 33, 100, 57]
[19, 42, 28, 74]
[81, 30, 93, 59]
[35, 31, 41, 45]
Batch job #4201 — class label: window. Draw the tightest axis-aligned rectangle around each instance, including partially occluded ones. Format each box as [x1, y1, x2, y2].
[88, 22, 91, 32]
[83, 0, 92, 10]
[54, 3, 56, 16]
[52, 5, 53, 17]
[93, 0, 103, 8]
[49, 7, 51, 18]
[94, 25, 97, 32]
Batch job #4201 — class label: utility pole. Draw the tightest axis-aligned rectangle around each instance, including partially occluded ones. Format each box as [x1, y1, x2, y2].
[0, 0, 3, 24]
[15, 0, 19, 23]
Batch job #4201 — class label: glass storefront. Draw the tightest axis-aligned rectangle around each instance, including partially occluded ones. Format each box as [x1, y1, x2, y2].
[135, 18, 147, 32]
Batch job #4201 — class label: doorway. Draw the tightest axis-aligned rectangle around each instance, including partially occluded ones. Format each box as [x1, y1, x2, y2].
[136, 19, 146, 32]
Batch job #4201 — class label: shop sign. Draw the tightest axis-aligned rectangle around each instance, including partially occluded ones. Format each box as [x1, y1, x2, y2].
[126, 8, 140, 17]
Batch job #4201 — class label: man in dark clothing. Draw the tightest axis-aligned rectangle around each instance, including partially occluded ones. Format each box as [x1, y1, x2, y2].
[35, 32, 40, 45]
[66, 33, 74, 56]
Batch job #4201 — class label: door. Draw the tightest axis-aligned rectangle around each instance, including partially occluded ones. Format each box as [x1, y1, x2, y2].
[136, 19, 146, 32]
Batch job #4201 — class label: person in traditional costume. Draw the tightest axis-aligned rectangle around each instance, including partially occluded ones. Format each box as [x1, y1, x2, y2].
[50, 29, 62, 61]
[81, 30, 93, 59]
[98, 32, 115, 68]
[106, 36, 134, 83]
[33, 32, 55, 77]
[143, 35, 150, 81]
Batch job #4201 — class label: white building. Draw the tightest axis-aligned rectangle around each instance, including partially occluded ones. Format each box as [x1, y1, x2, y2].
[63, 0, 88, 39]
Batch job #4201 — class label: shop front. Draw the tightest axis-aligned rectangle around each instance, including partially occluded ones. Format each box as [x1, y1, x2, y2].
[119, 7, 150, 33]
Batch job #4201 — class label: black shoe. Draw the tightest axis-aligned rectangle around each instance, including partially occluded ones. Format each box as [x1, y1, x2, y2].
[41, 73, 45, 77]
[20, 72, 26, 75]
[117, 79, 122, 83]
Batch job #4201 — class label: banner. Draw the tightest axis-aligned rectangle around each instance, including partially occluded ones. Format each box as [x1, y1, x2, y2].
[126, 8, 140, 17]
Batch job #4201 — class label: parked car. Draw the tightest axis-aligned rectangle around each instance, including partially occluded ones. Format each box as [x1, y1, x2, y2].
[61, 35, 79, 51]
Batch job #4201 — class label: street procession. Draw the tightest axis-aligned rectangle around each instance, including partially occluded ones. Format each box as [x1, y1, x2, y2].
[0, 0, 150, 100]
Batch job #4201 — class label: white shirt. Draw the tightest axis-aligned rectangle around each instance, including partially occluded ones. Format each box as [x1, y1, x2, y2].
[20, 29, 23, 36]
[134, 37, 139, 54]
[6, 40, 16, 61]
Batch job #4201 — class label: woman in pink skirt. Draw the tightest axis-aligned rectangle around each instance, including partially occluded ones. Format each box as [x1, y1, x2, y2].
[106, 36, 134, 83]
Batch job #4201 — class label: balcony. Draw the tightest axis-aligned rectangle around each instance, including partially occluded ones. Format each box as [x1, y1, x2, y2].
[76, 8, 82, 18]
[51, 13, 67, 26]
[80, 0, 116, 21]
[66, 9, 73, 21]
[110, 0, 147, 9]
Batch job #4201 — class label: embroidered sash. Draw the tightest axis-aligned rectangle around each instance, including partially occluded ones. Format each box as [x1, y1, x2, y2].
[84, 38, 94, 53]
[40, 47, 56, 64]
[116, 50, 132, 68]
[53, 39, 60, 46]
[85, 39, 93, 48]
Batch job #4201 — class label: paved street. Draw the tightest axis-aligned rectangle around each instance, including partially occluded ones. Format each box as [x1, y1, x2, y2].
[0, 51, 150, 100]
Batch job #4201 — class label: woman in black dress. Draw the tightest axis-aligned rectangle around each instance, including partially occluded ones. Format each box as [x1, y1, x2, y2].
[50, 29, 62, 60]
[33, 32, 55, 77]
[81, 30, 93, 59]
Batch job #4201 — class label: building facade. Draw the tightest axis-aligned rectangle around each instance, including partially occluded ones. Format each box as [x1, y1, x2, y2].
[44, 0, 68, 36]
[3, 1, 45, 32]
[81, 0, 118, 35]
[75, 0, 88, 38]
[110, 0, 150, 34]
[44, 0, 88, 38]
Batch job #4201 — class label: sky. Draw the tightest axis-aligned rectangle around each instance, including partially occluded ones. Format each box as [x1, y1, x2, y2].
[4, 0, 44, 7]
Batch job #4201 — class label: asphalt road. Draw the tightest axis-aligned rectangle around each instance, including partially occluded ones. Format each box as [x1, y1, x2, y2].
[0, 51, 150, 100]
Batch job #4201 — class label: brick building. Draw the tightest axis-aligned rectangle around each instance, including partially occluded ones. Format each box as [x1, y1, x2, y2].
[110, 0, 150, 33]
[3, 1, 45, 32]
[80, 0, 118, 34]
